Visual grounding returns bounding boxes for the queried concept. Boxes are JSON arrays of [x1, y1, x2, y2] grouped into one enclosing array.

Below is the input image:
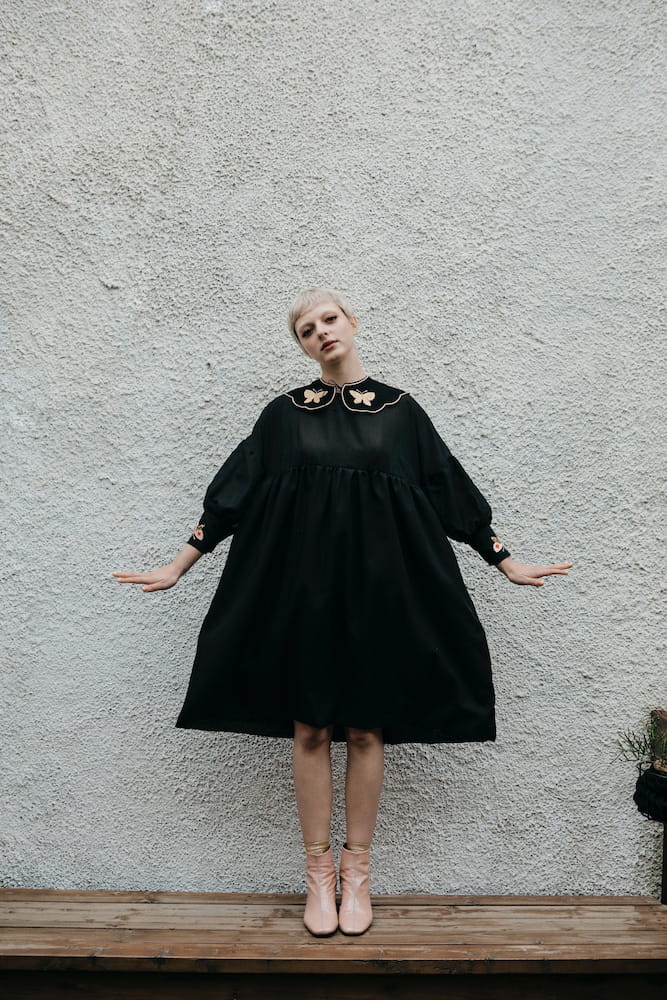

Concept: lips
[[321, 340, 337, 351]]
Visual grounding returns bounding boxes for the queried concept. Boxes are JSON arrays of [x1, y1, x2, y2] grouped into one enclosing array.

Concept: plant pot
[[633, 765, 667, 822]]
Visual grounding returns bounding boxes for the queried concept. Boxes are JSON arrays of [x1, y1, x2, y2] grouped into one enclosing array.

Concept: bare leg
[[292, 720, 335, 849], [294, 720, 338, 936], [344, 727, 384, 848], [337, 727, 383, 935]]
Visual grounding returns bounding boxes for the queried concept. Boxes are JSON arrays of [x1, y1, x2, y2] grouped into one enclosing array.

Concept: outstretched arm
[[114, 415, 266, 593], [495, 556, 574, 587], [409, 397, 574, 585], [112, 542, 203, 593]]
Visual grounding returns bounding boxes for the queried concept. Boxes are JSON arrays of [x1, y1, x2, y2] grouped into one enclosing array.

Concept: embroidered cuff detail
[[187, 514, 223, 554], [469, 526, 512, 566]]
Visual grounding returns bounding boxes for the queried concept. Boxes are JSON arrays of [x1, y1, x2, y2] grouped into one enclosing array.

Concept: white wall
[[2, 0, 663, 895]]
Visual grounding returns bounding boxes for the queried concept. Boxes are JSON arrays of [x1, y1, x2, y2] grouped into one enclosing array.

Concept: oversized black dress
[[175, 374, 511, 745]]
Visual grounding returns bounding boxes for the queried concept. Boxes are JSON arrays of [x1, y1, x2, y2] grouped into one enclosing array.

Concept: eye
[[326, 314, 337, 321]]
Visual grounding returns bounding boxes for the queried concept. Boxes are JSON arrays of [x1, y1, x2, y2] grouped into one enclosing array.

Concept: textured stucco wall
[[1, 0, 664, 896]]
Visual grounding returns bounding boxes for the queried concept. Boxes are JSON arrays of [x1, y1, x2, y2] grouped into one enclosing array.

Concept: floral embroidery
[[192, 522, 205, 541], [349, 389, 376, 406], [303, 388, 328, 404], [491, 535, 505, 553]]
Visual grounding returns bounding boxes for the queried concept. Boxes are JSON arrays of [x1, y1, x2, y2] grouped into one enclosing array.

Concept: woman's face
[[293, 300, 358, 364]]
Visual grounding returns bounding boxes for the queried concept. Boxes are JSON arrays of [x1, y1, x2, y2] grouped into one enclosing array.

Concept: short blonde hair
[[287, 287, 356, 343]]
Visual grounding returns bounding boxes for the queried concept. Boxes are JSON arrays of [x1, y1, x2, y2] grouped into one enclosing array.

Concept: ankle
[[305, 840, 330, 855], [344, 841, 371, 852]]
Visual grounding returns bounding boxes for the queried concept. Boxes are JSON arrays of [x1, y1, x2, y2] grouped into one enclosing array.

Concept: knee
[[293, 720, 334, 751], [345, 726, 383, 750]]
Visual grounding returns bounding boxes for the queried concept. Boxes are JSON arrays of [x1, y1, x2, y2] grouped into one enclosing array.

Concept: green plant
[[616, 710, 667, 772]]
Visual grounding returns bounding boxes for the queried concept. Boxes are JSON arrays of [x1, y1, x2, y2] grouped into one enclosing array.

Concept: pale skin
[[113, 298, 574, 853]]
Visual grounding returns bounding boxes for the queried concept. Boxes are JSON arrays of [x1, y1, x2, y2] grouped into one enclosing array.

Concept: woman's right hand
[[112, 563, 182, 593]]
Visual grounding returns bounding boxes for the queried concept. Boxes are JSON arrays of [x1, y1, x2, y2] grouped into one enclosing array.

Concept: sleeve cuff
[[186, 512, 225, 554], [468, 525, 512, 566], [186, 533, 210, 554]]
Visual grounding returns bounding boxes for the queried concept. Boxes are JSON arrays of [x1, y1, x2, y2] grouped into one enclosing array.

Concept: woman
[[113, 287, 573, 937]]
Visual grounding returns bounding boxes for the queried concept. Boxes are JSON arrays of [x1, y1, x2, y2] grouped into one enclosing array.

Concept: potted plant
[[616, 708, 667, 822]]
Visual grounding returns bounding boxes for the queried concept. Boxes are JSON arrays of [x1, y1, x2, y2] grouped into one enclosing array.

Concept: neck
[[319, 358, 368, 387]]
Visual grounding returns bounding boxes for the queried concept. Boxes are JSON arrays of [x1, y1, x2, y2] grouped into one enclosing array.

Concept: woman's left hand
[[496, 557, 574, 587]]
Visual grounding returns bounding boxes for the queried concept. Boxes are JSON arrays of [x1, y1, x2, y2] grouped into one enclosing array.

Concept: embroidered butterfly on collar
[[284, 375, 409, 413]]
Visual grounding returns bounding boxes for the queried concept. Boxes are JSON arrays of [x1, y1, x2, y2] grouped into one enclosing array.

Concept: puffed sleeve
[[410, 396, 511, 567], [186, 418, 264, 554]]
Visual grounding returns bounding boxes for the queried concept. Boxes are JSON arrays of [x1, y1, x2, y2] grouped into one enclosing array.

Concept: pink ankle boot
[[338, 844, 373, 934], [303, 847, 338, 936]]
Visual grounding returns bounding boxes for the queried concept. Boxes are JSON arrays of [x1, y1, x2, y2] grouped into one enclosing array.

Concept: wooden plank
[[1, 970, 667, 1000], [1, 891, 665, 976], [1, 923, 664, 950], [2, 930, 667, 964], [1, 899, 664, 924], [2, 924, 667, 951], [1, 902, 666, 941], [2, 932, 667, 955], [0, 898, 662, 916], [0, 889, 659, 905]]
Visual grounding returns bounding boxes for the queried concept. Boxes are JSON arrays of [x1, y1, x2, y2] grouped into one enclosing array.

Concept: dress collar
[[284, 374, 409, 413]]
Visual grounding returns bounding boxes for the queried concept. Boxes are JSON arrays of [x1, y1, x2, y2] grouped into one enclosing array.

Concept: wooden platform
[[1, 889, 666, 998]]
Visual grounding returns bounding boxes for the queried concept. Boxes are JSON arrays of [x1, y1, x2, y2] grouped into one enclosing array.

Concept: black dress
[[175, 374, 511, 745]]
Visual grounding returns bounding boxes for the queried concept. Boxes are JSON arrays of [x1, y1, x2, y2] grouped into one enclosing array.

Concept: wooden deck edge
[[2, 956, 667, 975]]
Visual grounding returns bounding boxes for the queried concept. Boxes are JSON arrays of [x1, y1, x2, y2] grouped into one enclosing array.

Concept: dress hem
[[175, 716, 497, 745]]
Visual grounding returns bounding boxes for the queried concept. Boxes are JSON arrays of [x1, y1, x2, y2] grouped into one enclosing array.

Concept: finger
[[532, 564, 573, 574]]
